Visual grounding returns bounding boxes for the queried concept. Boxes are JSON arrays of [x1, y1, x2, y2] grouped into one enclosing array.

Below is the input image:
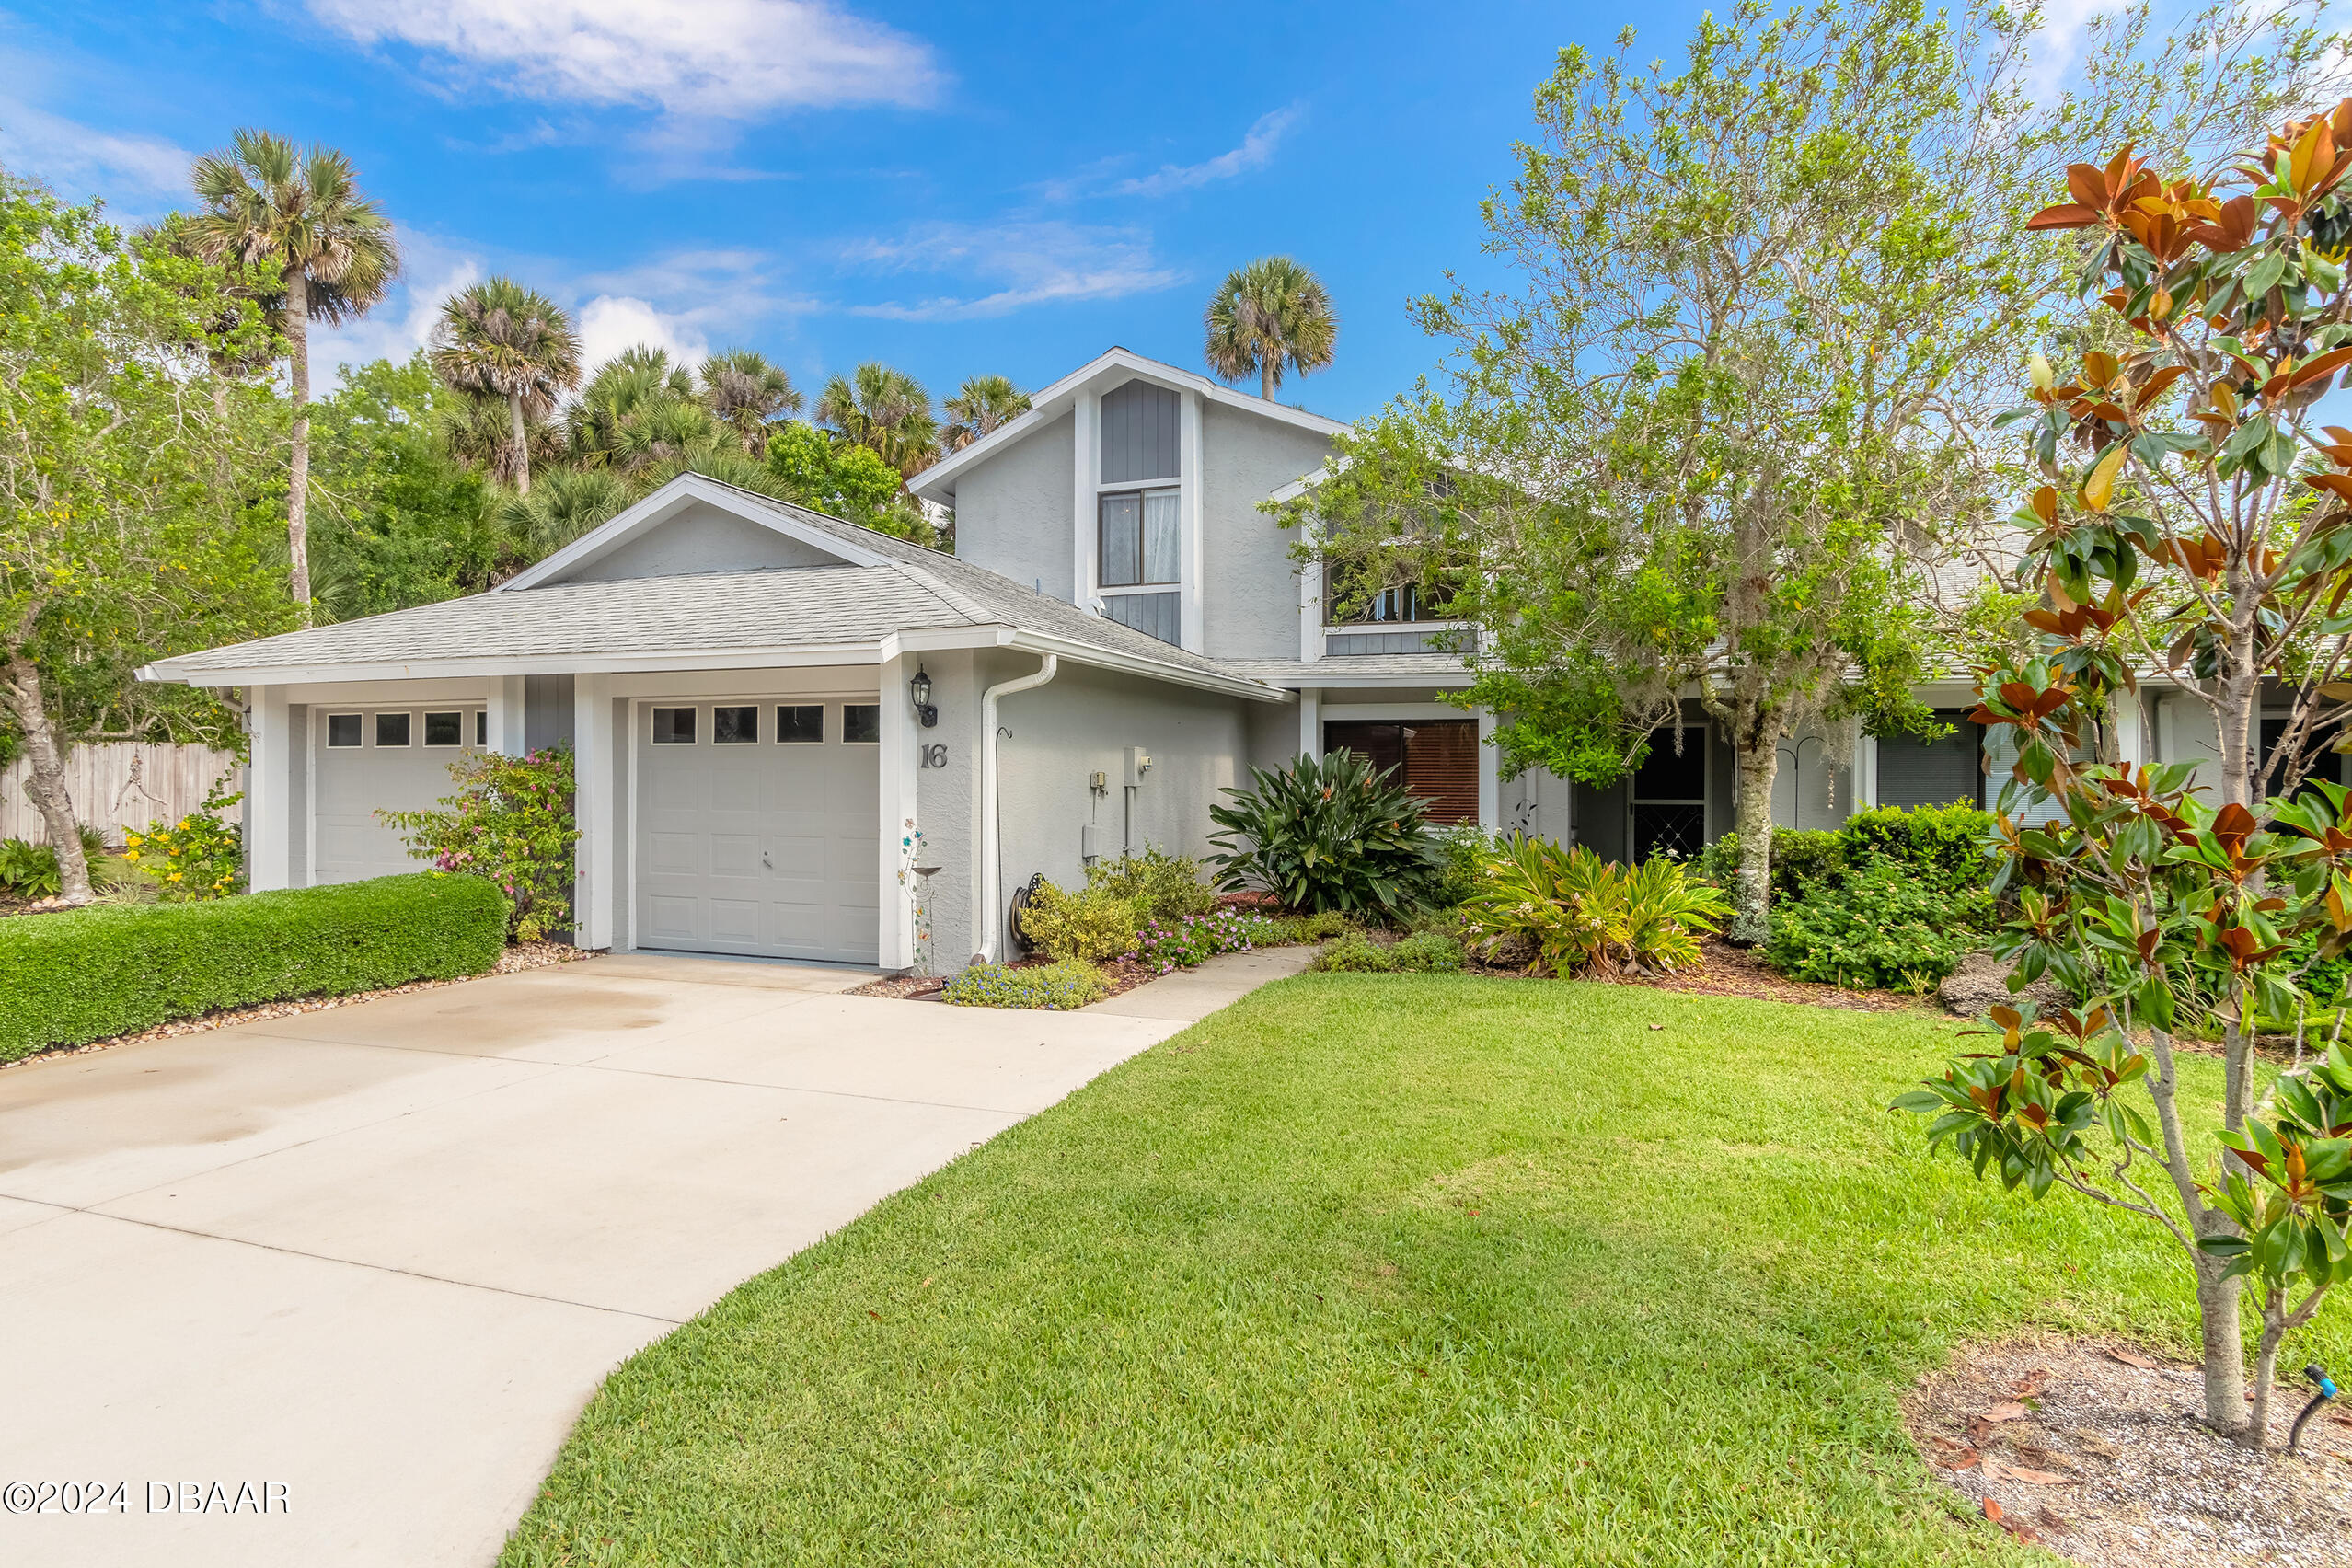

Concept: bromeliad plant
[[1205, 751, 1447, 922], [1901, 98, 2352, 1448], [1459, 837, 1731, 976]]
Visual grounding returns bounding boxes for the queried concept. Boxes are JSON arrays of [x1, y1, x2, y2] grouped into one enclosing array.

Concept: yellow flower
[[125, 834, 142, 847], [167, 872, 182, 882], [178, 818, 190, 830], [121, 848, 139, 861]]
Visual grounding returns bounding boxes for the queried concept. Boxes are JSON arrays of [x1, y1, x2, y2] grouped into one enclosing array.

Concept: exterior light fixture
[[910, 664, 938, 729]]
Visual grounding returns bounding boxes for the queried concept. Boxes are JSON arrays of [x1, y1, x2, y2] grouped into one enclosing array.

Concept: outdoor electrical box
[[1080, 824, 1101, 861], [1089, 770, 1109, 795], [1124, 747, 1152, 787]]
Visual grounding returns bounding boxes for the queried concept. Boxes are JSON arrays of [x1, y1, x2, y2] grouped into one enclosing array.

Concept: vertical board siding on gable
[[1102, 592, 1182, 645], [1100, 382, 1181, 483]]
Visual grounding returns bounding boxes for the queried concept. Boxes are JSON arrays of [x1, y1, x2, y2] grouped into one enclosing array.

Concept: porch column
[[1297, 687, 1320, 764], [486, 674, 527, 755], [246, 684, 292, 892], [878, 651, 920, 972], [2112, 694, 2149, 767], [1852, 723, 1879, 811], [572, 673, 616, 951], [1478, 708, 1500, 831]]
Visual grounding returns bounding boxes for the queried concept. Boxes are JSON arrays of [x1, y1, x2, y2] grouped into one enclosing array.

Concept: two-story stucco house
[[145, 344, 2252, 974]]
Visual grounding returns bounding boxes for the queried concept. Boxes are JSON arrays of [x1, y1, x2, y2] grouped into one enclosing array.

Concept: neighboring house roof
[[911, 346, 1350, 505], [140, 475, 1285, 702]]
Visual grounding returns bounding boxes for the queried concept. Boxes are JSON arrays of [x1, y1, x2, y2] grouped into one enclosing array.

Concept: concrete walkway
[[0, 946, 1310, 1567]]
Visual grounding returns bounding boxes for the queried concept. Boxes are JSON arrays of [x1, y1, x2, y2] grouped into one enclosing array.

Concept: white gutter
[[976, 653, 1058, 964]]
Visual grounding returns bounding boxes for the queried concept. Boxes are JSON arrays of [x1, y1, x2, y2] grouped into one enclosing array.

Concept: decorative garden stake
[[1899, 98, 2352, 1449]]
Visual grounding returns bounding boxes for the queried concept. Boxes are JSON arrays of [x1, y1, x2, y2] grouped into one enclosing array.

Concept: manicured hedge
[[0, 873, 510, 1063]]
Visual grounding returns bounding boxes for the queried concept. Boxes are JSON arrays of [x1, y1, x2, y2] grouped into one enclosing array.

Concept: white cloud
[[308, 233, 484, 386], [844, 221, 1182, 321], [2021, 0, 2127, 100], [0, 96, 194, 210], [305, 0, 941, 116], [1112, 106, 1300, 198], [577, 294, 712, 370]]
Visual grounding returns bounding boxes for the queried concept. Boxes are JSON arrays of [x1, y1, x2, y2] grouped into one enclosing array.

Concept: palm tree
[[940, 375, 1032, 452], [565, 347, 710, 474], [1204, 256, 1337, 400], [189, 128, 399, 617], [429, 278, 581, 496], [817, 362, 938, 478], [698, 350, 802, 456]]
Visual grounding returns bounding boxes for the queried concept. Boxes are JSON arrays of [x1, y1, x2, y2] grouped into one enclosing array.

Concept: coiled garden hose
[[2289, 1364, 2338, 1456]]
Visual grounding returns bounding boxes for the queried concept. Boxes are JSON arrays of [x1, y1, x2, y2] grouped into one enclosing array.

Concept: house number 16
[[918, 744, 949, 769]]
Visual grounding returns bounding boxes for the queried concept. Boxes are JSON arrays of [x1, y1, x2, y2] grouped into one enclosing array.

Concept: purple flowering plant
[[1125, 907, 1286, 975]]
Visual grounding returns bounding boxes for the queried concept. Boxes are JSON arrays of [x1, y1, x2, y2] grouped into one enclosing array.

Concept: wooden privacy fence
[[0, 743, 241, 845]]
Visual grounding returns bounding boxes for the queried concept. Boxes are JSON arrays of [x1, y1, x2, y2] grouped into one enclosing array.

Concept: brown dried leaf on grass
[[2107, 1345, 2158, 1369]]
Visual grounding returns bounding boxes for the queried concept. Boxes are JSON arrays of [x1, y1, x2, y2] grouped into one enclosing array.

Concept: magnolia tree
[[1902, 99, 2352, 1446]]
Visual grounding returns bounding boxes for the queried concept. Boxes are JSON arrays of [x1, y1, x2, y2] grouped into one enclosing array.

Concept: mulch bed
[[1906, 1334, 2352, 1566], [0, 940, 598, 1072], [1615, 937, 1931, 1013]]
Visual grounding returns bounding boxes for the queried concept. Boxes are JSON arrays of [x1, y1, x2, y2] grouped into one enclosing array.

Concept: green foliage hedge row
[[0, 872, 509, 1063], [943, 958, 1109, 1010]]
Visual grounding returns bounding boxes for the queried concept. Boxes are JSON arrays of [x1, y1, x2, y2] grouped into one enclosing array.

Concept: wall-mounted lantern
[[910, 664, 938, 729]]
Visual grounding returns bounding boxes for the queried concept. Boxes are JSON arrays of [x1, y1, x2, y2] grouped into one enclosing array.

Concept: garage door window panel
[[714, 706, 759, 744], [423, 711, 464, 747], [777, 705, 824, 744], [651, 707, 698, 744], [375, 712, 411, 748], [326, 713, 363, 748], [844, 704, 881, 744]]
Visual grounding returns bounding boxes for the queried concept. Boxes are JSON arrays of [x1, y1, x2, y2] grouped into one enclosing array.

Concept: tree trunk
[[2195, 1251, 2252, 1438], [2249, 1297, 2287, 1449], [1730, 734, 1778, 946], [1261, 362, 1274, 400], [508, 389, 532, 497], [1, 647, 92, 906], [282, 262, 313, 621]]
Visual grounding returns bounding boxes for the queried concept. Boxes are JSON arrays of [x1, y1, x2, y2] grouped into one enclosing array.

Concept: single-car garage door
[[635, 700, 881, 963], [314, 705, 486, 884]]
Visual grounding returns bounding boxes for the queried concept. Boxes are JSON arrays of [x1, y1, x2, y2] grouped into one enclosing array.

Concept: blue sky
[[0, 0, 1748, 422]]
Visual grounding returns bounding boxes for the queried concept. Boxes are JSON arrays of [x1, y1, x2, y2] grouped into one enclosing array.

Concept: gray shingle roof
[[144, 479, 1265, 692]]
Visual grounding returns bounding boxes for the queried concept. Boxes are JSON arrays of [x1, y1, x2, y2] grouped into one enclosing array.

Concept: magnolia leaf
[[2080, 444, 2127, 512]]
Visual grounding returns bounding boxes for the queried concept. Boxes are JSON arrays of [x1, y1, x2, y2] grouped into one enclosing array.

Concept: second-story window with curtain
[[1100, 488, 1181, 587]]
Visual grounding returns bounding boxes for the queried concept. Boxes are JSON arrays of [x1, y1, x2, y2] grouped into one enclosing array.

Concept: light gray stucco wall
[[981, 653, 1251, 958], [911, 650, 982, 968], [1243, 694, 1303, 778], [560, 501, 844, 583], [288, 706, 310, 886], [952, 411, 1076, 601], [1200, 402, 1331, 661]]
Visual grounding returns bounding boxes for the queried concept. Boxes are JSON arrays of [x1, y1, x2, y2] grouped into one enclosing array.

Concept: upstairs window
[[1100, 489, 1181, 587], [1324, 560, 1460, 625]]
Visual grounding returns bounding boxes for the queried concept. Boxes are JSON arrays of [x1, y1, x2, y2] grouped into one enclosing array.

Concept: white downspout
[[977, 653, 1058, 963]]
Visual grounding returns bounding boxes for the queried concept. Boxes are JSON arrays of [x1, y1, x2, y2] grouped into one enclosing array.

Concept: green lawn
[[500, 976, 2344, 1566]]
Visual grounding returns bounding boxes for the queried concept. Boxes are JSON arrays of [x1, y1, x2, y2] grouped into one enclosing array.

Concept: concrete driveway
[[0, 948, 1308, 1567]]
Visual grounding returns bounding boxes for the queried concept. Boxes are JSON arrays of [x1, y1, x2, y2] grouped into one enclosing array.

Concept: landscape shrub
[[122, 780, 245, 900], [1762, 855, 1995, 992], [1696, 827, 1843, 900], [1459, 837, 1731, 976], [378, 745, 577, 940], [1434, 822, 1506, 907], [0, 825, 110, 899], [1017, 881, 1140, 963], [1311, 930, 1467, 974], [1206, 750, 1445, 922], [1084, 847, 1218, 921], [941, 958, 1108, 1010], [1127, 907, 1288, 974], [0, 872, 508, 1062], [1286, 909, 1356, 942]]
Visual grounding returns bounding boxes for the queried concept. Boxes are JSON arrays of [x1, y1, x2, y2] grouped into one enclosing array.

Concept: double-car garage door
[[635, 699, 881, 964]]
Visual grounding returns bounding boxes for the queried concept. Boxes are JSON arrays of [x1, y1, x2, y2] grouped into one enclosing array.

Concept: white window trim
[[841, 705, 883, 745], [649, 705, 699, 745], [774, 703, 828, 744], [324, 711, 363, 748], [421, 709, 467, 748], [374, 711, 414, 748]]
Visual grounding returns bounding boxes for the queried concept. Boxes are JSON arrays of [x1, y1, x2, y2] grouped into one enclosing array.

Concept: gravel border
[[1906, 1334, 2352, 1565]]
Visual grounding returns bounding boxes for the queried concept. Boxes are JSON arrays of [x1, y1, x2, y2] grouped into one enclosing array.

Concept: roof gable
[[499, 474, 890, 592], [911, 347, 1349, 503]]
